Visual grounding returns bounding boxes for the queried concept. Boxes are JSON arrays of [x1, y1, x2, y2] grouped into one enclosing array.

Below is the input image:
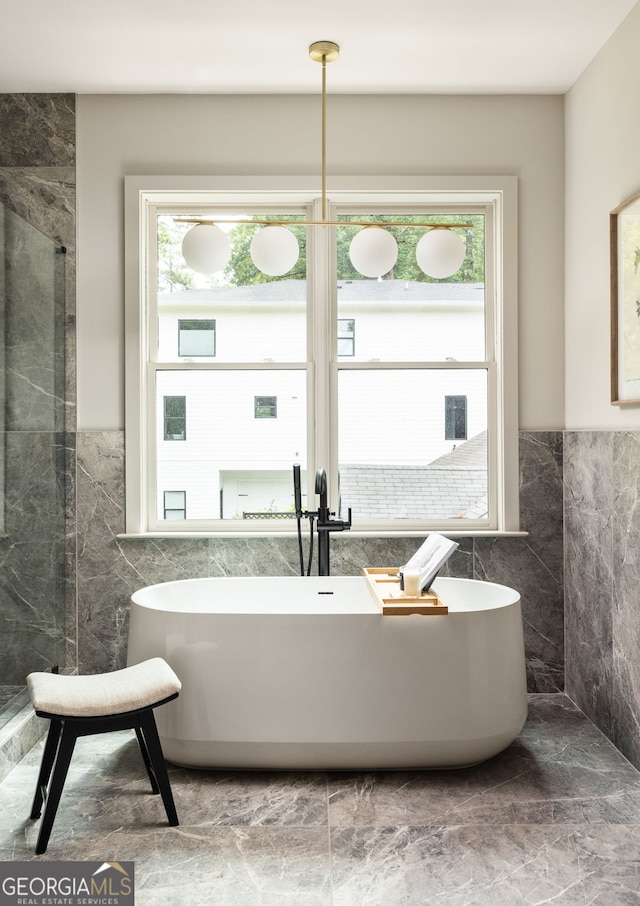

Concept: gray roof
[[429, 430, 488, 469], [160, 279, 484, 305], [339, 431, 488, 521]]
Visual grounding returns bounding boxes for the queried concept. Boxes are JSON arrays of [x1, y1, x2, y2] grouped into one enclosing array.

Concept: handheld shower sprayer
[[293, 463, 303, 519]]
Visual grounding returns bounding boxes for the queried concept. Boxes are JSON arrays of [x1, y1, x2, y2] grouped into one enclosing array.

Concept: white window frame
[[124, 175, 519, 536]]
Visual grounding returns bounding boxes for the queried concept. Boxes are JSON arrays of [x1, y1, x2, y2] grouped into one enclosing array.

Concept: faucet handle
[[334, 508, 352, 532]]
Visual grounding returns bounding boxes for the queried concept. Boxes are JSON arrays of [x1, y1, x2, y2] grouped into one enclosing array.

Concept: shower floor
[[1, 693, 639, 904]]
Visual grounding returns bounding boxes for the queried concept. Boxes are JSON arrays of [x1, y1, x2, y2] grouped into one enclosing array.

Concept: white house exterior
[[155, 279, 487, 522]]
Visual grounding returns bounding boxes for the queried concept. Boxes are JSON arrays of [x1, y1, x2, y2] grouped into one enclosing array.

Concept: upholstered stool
[[27, 657, 181, 854]]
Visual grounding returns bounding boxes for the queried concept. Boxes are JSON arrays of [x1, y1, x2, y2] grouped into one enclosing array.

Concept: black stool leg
[[135, 725, 159, 793], [35, 721, 79, 855], [30, 719, 62, 819], [137, 710, 179, 826]]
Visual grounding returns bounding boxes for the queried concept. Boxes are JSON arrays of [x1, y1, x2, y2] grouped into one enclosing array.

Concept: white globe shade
[[349, 227, 398, 278], [250, 226, 299, 276], [181, 223, 231, 274], [416, 228, 466, 279]]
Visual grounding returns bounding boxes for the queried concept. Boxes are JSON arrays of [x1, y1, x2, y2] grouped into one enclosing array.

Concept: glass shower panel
[[0, 202, 66, 728]]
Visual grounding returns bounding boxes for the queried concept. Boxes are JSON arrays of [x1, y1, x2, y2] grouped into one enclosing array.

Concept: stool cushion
[[27, 658, 181, 718]]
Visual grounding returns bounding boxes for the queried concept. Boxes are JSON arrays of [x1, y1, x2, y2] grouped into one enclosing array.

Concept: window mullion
[[309, 197, 336, 497], [147, 364, 158, 531]]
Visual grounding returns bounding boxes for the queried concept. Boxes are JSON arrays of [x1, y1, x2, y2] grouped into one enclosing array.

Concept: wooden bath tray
[[363, 568, 448, 615]]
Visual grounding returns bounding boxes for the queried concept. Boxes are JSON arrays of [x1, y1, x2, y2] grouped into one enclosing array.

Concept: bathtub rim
[[130, 574, 521, 616]]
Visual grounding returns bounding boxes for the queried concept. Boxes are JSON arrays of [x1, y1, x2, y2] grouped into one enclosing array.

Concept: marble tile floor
[[1, 694, 640, 905]]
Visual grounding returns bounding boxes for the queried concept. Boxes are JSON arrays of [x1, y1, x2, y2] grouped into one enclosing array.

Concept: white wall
[[77, 93, 564, 431], [565, 1, 640, 428]]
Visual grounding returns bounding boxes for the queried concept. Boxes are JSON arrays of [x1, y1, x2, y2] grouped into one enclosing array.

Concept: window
[[163, 396, 186, 440], [255, 396, 277, 418], [125, 177, 518, 534], [445, 395, 467, 441], [178, 319, 216, 357], [338, 319, 355, 356], [163, 490, 186, 520]]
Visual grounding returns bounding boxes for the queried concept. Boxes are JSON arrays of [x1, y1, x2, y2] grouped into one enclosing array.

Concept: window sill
[[117, 529, 528, 540]]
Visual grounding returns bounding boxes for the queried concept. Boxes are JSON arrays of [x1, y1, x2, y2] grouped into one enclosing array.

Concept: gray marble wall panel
[[0, 95, 75, 168], [77, 430, 564, 692], [0, 96, 76, 698], [0, 166, 76, 431], [0, 431, 67, 681], [64, 431, 77, 673], [564, 429, 640, 771], [3, 209, 65, 431], [76, 432, 209, 674], [475, 432, 564, 692], [564, 432, 614, 735], [611, 432, 640, 765], [0, 95, 75, 436], [329, 534, 474, 581]]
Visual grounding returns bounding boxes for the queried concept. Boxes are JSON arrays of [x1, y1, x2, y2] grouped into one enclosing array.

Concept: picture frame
[[611, 190, 640, 405]]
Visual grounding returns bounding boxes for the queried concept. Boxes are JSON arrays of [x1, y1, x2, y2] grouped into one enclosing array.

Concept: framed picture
[[611, 190, 640, 405]]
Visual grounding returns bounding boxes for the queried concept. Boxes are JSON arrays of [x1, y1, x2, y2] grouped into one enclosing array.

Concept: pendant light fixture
[[416, 227, 467, 279], [249, 224, 300, 276], [348, 227, 398, 279], [181, 222, 231, 275], [179, 42, 469, 280]]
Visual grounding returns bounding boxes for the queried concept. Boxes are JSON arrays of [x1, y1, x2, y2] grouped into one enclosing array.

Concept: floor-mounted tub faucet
[[292, 465, 352, 576]]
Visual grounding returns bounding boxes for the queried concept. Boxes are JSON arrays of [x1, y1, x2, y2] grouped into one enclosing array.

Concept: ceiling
[[1, 0, 638, 95]]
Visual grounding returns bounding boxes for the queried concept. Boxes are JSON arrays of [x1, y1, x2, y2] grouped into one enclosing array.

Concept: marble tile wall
[[475, 431, 564, 692], [565, 430, 640, 770], [0, 95, 76, 684], [76, 429, 565, 692]]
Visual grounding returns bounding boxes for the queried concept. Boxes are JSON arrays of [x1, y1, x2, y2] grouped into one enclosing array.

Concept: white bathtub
[[127, 575, 528, 770]]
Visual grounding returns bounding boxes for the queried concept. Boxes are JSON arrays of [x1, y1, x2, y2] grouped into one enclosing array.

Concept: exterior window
[[163, 490, 186, 519], [125, 178, 518, 533], [255, 396, 277, 418], [338, 319, 355, 356], [445, 395, 467, 441], [178, 319, 216, 357], [164, 396, 186, 440]]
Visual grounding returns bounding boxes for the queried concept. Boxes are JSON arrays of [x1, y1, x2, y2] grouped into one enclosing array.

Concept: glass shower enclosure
[[0, 201, 67, 729]]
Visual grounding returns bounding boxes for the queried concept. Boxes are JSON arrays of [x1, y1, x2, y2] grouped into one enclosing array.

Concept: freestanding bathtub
[[127, 575, 527, 770]]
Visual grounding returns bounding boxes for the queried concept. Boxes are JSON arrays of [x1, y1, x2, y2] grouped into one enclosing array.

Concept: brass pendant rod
[[321, 50, 327, 223], [309, 41, 340, 224], [174, 218, 474, 230]]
